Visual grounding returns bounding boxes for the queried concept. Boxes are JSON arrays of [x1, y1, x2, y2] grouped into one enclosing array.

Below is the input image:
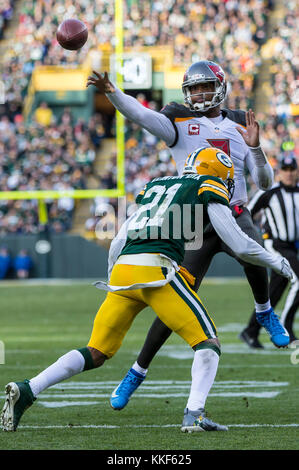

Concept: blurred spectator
[[34, 102, 53, 127], [0, 246, 11, 279], [13, 249, 33, 279], [136, 93, 150, 108], [0, 0, 14, 39]]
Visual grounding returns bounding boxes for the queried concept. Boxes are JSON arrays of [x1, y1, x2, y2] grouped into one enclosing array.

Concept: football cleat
[[256, 308, 290, 348], [110, 368, 145, 410], [1, 380, 36, 432], [181, 408, 228, 432], [239, 329, 264, 349]]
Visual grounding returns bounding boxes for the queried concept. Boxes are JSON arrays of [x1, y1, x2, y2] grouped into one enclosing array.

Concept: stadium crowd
[[2, 0, 271, 113], [254, 1, 299, 176], [0, 0, 298, 239], [0, 107, 104, 234]]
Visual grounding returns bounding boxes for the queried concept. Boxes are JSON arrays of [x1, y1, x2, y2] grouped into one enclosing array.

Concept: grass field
[[0, 279, 298, 451]]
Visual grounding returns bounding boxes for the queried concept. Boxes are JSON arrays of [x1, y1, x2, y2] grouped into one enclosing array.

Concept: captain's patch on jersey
[[188, 123, 200, 135]]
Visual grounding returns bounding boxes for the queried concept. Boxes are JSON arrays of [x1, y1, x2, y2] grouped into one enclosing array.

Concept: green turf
[[0, 280, 298, 450]]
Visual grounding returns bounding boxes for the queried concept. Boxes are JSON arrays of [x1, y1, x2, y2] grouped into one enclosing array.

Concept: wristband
[[248, 145, 267, 167]]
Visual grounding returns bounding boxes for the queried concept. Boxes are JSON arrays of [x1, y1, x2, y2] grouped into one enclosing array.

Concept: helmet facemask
[[183, 78, 226, 112], [223, 177, 235, 201]]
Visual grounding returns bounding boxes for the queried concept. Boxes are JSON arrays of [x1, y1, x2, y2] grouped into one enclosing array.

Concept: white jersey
[[160, 102, 254, 206]]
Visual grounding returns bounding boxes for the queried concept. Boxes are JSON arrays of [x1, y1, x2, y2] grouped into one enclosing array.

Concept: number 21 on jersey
[[128, 183, 182, 231]]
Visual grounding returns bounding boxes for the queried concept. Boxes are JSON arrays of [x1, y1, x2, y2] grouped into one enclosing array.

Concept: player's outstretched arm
[[86, 71, 176, 145], [207, 202, 292, 280]]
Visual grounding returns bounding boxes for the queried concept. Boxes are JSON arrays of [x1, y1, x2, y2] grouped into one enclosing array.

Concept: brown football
[[56, 19, 88, 50]]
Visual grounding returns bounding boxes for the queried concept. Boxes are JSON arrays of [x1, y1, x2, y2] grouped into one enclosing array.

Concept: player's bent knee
[[86, 346, 107, 368], [193, 338, 221, 356]]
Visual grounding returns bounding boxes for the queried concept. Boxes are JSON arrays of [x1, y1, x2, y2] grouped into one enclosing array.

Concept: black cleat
[[239, 329, 264, 349]]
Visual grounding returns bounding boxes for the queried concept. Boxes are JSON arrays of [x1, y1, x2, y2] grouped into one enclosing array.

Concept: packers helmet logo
[[216, 151, 232, 168]]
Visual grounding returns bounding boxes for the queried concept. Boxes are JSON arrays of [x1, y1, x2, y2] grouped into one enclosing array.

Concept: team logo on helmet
[[216, 151, 232, 168], [208, 64, 225, 83]]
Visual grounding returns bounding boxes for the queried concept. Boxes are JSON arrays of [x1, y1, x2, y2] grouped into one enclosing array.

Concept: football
[[56, 19, 88, 50]]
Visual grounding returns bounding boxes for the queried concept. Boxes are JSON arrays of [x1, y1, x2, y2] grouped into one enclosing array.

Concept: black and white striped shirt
[[248, 182, 299, 242]]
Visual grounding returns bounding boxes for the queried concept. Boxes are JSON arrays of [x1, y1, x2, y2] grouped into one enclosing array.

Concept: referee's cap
[[280, 155, 297, 170]]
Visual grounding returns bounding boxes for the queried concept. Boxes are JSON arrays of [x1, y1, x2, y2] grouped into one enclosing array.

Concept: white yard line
[[18, 423, 299, 429], [48, 380, 289, 388]]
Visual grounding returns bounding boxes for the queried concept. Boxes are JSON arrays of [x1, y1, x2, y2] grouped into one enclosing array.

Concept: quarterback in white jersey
[[87, 60, 273, 210], [86, 61, 284, 410]]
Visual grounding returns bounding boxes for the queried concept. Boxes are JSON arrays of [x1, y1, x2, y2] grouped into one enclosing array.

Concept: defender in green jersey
[[121, 173, 230, 266]]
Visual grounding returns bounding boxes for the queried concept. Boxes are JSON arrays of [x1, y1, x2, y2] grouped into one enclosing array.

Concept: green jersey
[[120, 174, 230, 265]]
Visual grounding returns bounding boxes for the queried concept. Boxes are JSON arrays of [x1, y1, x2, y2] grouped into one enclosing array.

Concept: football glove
[[280, 257, 293, 281]]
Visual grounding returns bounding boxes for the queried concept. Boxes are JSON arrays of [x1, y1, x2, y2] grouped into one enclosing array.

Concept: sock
[[186, 347, 220, 411], [29, 349, 85, 397], [255, 300, 271, 313], [132, 361, 148, 377]]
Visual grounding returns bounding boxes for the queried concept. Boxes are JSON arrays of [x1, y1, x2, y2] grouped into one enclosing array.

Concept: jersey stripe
[[200, 183, 228, 196], [169, 275, 216, 339], [175, 272, 217, 336], [174, 117, 194, 122], [198, 182, 229, 197], [204, 179, 228, 192], [269, 193, 287, 240], [198, 186, 229, 203]]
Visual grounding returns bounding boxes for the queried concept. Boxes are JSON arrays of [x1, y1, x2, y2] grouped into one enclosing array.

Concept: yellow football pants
[[88, 264, 217, 358]]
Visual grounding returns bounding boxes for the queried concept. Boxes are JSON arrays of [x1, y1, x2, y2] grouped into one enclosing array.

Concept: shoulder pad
[[200, 175, 227, 188], [222, 108, 246, 127], [198, 176, 229, 205], [160, 102, 199, 121]]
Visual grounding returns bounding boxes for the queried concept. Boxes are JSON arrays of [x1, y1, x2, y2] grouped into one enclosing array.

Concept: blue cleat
[[256, 308, 290, 348], [110, 368, 145, 410]]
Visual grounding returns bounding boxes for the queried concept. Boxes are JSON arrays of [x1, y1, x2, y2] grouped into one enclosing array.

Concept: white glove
[[279, 257, 293, 281]]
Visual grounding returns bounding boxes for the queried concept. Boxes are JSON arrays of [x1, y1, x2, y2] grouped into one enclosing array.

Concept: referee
[[240, 155, 299, 347]]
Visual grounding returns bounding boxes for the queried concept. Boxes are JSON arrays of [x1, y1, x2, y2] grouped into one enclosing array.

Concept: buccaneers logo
[[207, 139, 230, 156], [208, 64, 225, 83]]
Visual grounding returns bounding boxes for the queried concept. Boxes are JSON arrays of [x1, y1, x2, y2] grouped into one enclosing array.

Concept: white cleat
[[181, 408, 228, 432]]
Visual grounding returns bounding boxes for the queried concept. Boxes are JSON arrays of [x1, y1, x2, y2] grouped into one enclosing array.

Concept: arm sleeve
[[107, 213, 136, 278], [106, 87, 176, 146], [207, 202, 285, 274], [245, 146, 274, 191]]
